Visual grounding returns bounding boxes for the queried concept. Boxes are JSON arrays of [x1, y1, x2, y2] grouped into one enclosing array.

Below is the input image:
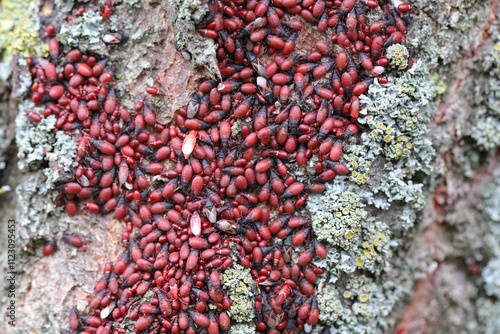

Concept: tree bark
[[1, 0, 500, 333]]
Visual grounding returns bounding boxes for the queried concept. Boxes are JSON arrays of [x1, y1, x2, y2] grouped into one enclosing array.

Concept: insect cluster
[[26, 0, 413, 333]]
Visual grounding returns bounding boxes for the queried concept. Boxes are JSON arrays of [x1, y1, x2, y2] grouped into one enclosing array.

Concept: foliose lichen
[[0, 0, 48, 59], [308, 181, 367, 252], [341, 142, 373, 186], [467, 41, 500, 151], [43, 131, 77, 188], [171, 0, 209, 23], [386, 44, 410, 70], [359, 61, 436, 174], [343, 277, 378, 317], [222, 263, 257, 323], [58, 10, 103, 48], [357, 61, 437, 229], [316, 284, 343, 325], [308, 59, 439, 332], [476, 175, 500, 333], [313, 274, 405, 334], [229, 322, 257, 334], [337, 275, 404, 333], [15, 101, 76, 188], [15, 101, 57, 169], [314, 247, 355, 284], [355, 220, 394, 274]]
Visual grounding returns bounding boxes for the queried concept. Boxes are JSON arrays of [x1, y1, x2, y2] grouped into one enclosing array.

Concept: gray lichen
[[386, 44, 410, 70], [171, 0, 209, 23], [307, 59, 440, 332], [316, 284, 343, 325], [15, 101, 56, 170], [43, 131, 77, 188], [476, 174, 500, 333], [229, 322, 257, 334], [7, 0, 496, 332], [359, 61, 436, 174], [170, 0, 220, 78], [408, 0, 491, 78], [468, 41, 500, 150], [15, 101, 76, 189], [222, 263, 257, 323], [58, 10, 103, 48], [341, 142, 373, 186], [358, 61, 437, 229], [308, 181, 367, 252], [355, 220, 394, 274], [315, 274, 405, 334], [16, 173, 59, 243]]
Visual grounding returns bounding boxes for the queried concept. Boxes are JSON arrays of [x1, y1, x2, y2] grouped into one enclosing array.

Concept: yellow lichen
[[0, 0, 48, 60]]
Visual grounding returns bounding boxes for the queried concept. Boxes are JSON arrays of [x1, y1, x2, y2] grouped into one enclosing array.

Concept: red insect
[[76, 136, 90, 161], [26, 0, 416, 331], [100, 0, 114, 19]]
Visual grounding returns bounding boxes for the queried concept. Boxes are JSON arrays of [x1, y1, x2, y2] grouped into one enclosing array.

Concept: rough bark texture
[[1, 0, 500, 333]]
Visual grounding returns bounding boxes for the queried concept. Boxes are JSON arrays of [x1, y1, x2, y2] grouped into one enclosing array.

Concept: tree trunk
[[1, 0, 500, 333]]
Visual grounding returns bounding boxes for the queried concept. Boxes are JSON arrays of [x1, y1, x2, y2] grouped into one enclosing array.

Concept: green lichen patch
[[314, 274, 405, 334], [359, 61, 436, 175], [356, 61, 437, 229], [369, 169, 426, 229], [0, 0, 48, 59], [343, 277, 378, 317]]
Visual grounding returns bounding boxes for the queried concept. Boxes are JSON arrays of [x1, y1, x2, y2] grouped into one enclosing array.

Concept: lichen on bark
[[2, 0, 500, 333]]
